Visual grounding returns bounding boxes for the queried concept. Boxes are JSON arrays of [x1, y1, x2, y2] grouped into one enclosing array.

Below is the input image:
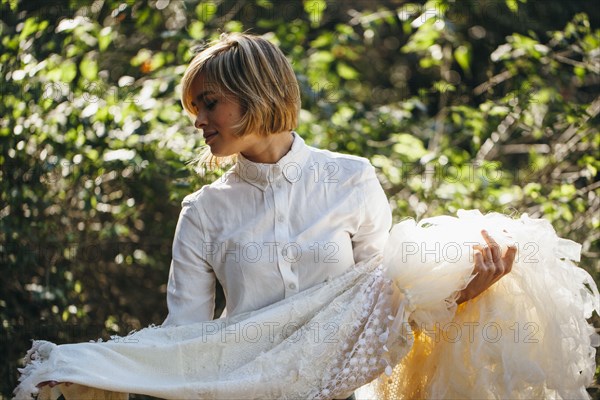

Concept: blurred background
[[1, 0, 599, 397]]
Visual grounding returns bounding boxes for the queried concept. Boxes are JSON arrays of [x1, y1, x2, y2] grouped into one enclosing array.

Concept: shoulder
[[305, 145, 376, 183], [181, 170, 238, 209], [308, 145, 371, 167]]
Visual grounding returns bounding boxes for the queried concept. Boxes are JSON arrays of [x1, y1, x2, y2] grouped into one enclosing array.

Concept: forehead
[[189, 72, 244, 106], [190, 73, 222, 97]]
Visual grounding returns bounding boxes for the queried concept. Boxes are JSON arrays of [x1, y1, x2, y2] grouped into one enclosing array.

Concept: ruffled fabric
[[13, 256, 413, 400], [13, 210, 599, 399], [360, 210, 599, 399]]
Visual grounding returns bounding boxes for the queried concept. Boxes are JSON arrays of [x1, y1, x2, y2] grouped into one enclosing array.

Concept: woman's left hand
[[457, 229, 517, 304]]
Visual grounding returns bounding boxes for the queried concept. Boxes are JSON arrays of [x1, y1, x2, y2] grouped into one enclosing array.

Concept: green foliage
[[1, 0, 598, 396]]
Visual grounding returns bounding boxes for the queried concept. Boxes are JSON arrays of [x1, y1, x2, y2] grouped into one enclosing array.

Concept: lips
[[203, 131, 218, 143]]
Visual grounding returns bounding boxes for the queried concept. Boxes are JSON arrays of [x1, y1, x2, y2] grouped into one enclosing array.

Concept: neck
[[241, 131, 294, 164]]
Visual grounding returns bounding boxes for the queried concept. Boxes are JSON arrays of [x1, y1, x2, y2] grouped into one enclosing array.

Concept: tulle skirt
[[361, 210, 599, 399]]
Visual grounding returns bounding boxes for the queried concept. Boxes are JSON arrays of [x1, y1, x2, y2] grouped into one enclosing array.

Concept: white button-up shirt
[[163, 132, 391, 326]]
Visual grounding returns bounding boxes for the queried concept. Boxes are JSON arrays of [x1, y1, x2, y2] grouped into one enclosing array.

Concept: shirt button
[[288, 283, 296, 290], [276, 182, 282, 188], [278, 215, 284, 222]]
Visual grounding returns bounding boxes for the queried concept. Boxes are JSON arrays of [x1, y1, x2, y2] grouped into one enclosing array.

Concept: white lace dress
[[14, 211, 599, 400]]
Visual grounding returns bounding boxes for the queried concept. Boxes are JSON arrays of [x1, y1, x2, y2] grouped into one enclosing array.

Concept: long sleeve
[[351, 165, 392, 263], [162, 199, 216, 326]]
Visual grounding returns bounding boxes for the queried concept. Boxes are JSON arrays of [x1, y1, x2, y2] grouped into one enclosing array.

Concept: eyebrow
[[192, 91, 215, 105]]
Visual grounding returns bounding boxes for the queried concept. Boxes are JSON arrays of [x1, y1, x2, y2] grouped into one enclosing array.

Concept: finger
[[482, 244, 493, 264], [481, 230, 501, 262], [502, 244, 517, 273], [472, 243, 491, 264], [473, 249, 488, 275], [471, 247, 481, 264]]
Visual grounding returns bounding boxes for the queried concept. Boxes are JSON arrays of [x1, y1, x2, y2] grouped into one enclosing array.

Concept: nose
[[194, 109, 208, 130]]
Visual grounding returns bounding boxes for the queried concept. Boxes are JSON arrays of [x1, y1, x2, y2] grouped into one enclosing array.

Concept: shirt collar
[[235, 131, 310, 191]]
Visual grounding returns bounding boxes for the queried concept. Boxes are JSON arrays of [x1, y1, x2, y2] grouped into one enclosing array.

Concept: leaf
[[60, 61, 77, 83], [505, 0, 519, 13], [188, 21, 205, 40], [79, 55, 98, 81], [311, 32, 334, 48], [150, 52, 166, 70], [98, 27, 112, 51], [391, 133, 427, 161], [454, 45, 471, 75], [19, 17, 39, 40], [310, 50, 334, 64], [336, 63, 359, 80], [304, 0, 326, 26], [224, 21, 243, 33], [196, 2, 218, 22]]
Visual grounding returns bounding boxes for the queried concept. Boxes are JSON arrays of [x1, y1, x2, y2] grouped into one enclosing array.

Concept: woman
[[159, 34, 598, 400], [163, 32, 514, 326]]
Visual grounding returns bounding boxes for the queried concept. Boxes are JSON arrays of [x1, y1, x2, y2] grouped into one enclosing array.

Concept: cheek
[[229, 110, 243, 125]]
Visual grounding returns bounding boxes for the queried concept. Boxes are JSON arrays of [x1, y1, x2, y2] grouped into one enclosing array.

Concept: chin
[[210, 149, 233, 157]]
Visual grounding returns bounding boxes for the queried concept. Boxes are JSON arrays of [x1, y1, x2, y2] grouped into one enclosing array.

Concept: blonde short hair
[[181, 33, 301, 169]]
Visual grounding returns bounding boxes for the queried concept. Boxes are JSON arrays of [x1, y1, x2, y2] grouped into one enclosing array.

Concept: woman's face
[[189, 73, 261, 157]]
